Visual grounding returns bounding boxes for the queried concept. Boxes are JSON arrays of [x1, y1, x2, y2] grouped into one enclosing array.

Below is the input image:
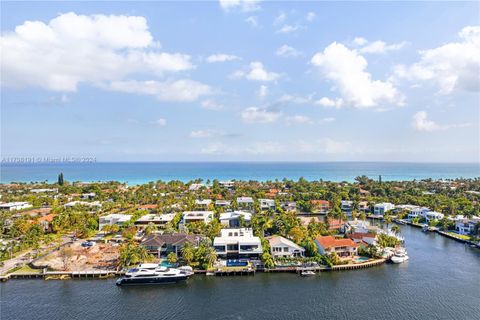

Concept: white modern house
[[0, 202, 32, 211], [64, 201, 102, 209], [99, 214, 132, 230], [30, 188, 58, 194], [373, 203, 395, 216], [267, 235, 305, 258], [407, 207, 430, 220], [219, 211, 252, 227], [259, 199, 275, 211], [195, 199, 212, 210], [219, 181, 235, 189], [455, 217, 479, 235], [424, 211, 444, 222], [81, 192, 96, 200], [180, 211, 214, 230], [189, 183, 204, 191], [215, 200, 231, 209], [346, 219, 380, 234], [341, 200, 354, 215], [134, 213, 176, 228], [280, 201, 297, 212], [237, 197, 254, 212], [213, 228, 262, 258]]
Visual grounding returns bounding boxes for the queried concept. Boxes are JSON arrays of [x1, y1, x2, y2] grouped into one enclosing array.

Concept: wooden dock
[[1, 269, 122, 281], [331, 259, 386, 271]]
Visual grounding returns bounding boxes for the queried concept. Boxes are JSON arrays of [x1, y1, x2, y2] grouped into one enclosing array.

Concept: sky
[[1, 1, 479, 162]]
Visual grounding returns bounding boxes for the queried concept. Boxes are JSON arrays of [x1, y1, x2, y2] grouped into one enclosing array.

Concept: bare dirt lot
[[34, 241, 120, 271]]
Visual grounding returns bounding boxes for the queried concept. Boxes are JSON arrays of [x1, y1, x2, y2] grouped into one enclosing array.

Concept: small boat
[[300, 270, 316, 277], [390, 247, 409, 264], [116, 263, 192, 286]]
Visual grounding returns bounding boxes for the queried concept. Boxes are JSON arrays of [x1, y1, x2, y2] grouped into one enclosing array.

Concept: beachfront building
[[99, 214, 132, 231], [134, 213, 176, 229], [373, 203, 395, 216], [219, 211, 252, 228], [195, 199, 212, 210], [267, 235, 305, 258], [237, 197, 254, 212], [311, 200, 330, 214], [179, 211, 214, 230], [141, 233, 202, 257], [315, 236, 358, 259], [341, 201, 354, 216], [0, 202, 32, 211], [259, 199, 275, 211], [215, 200, 231, 209], [213, 228, 262, 259]]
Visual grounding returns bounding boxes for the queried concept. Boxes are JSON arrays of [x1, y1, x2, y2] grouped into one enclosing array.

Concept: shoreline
[[0, 259, 387, 282]]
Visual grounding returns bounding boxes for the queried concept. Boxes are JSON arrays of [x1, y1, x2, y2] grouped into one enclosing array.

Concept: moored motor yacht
[[116, 263, 193, 286], [390, 247, 409, 264]]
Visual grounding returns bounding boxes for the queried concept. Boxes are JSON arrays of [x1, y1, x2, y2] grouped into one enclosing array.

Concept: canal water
[[1, 225, 479, 320]]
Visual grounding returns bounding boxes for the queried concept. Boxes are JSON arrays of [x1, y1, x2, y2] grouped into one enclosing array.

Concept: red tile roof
[[139, 204, 157, 210], [348, 233, 376, 240], [315, 236, 358, 249], [37, 214, 56, 223]]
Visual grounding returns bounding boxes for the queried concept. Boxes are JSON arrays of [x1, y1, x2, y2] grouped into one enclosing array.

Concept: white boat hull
[[391, 256, 409, 264]]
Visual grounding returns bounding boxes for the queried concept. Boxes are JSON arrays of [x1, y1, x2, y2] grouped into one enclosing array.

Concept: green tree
[[58, 173, 64, 186], [167, 252, 178, 264]]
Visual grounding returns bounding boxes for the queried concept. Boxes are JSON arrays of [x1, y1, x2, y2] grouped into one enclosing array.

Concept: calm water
[[1, 225, 479, 320], [1, 162, 479, 184]]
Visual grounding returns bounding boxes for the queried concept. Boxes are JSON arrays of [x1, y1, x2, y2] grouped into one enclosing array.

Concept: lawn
[[447, 232, 471, 241]]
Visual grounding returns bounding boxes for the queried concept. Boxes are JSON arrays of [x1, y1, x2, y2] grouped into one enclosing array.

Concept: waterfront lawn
[[9, 264, 43, 274], [446, 232, 471, 241]]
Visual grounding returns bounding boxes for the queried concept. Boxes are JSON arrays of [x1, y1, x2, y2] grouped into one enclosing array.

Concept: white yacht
[[390, 247, 409, 264], [116, 263, 193, 286]]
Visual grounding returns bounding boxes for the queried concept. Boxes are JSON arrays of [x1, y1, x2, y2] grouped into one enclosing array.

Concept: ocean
[[1, 162, 479, 184]]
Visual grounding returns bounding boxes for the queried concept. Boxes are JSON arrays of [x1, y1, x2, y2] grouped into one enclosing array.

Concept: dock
[[331, 259, 386, 271], [1, 269, 122, 281]]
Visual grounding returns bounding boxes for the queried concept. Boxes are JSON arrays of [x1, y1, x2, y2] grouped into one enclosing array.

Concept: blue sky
[[1, 1, 479, 162]]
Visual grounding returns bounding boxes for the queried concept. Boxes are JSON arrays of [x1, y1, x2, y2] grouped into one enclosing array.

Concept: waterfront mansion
[[213, 228, 263, 259]]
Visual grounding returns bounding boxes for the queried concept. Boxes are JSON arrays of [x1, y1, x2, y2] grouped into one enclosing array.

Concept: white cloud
[[411, 111, 470, 132], [201, 141, 284, 155], [277, 25, 300, 34], [190, 129, 217, 138], [394, 26, 480, 94], [311, 42, 404, 108], [315, 97, 344, 108], [276, 44, 302, 57], [305, 12, 316, 22], [1, 12, 194, 92], [233, 61, 280, 82], [258, 85, 268, 98], [278, 94, 312, 104], [359, 40, 407, 54], [286, 115, 313, 125], [154, 118, 167, 126], [245, 16, 259, 27], [206, 54, 240, 63], [109, 79, 212, 102], [273, 12, 286, 26], [201, 99, 223, 110], [353, 37, 368, 46], [320, 117, 336, 123], [241, 107, 281, 123], [219, 0, 261, 12]]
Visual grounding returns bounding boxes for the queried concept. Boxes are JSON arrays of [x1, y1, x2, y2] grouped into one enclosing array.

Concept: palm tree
[[391, 225, 401, 235], [205, 248, 217, 268], [182, 242, 195, 265]]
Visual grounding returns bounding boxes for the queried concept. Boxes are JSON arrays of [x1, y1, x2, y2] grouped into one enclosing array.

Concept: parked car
[[81, 241, 96, 248]]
